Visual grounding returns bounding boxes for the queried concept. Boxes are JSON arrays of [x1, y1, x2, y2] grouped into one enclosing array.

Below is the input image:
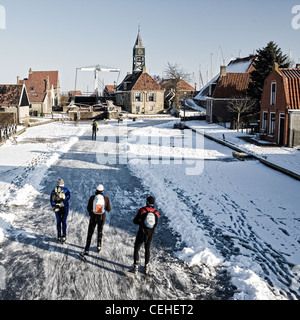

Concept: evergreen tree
[[248, 41, 289, 108]]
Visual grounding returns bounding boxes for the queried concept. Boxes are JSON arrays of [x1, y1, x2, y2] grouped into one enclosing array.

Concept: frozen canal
[[0, 119, 299, 300]]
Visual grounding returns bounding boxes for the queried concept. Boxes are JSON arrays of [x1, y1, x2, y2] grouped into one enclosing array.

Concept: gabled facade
[[115, 71, 164, 114], [0, 84, 30, 123], [260, 63, 300, 147], [18, 69, 60, 115]]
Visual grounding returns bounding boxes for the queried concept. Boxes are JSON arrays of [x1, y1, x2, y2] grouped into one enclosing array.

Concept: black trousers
[[92, 129, 97, 140], [85, 214, 105, 251], [134, 228, 154, 266]]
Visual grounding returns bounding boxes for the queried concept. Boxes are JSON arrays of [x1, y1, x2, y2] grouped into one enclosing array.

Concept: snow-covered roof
[[194, 55, 256, 101]]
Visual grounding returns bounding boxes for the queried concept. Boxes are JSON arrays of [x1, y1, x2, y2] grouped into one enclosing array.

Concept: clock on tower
[[132, 29, 146, 73]]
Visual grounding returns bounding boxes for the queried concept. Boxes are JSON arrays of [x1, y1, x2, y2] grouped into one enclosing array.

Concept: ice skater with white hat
[[80, 184, 111, 259]]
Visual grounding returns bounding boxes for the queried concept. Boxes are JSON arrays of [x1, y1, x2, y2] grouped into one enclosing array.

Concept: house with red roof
[[0, 84, 30, 124], [18, 69, 60, 116], [260, 63, 300, 147], [115, 70, 164, 114], [194, 56, 256, 125], [103, 85, 116, 98], [161, 78, 195, 109]]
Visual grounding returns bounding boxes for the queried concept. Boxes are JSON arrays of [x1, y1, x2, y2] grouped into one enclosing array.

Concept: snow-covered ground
[[124, 120, 300, 300], [186, 120, 300, 177], [0, 122, 87, 242], [0, 119, 299, 300]]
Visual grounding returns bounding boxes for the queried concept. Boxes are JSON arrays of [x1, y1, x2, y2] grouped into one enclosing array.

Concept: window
[[30, 86, 34, 92], [136, 106, 140, 113], [135, 93, 142, 102], [149, 106, 154, 112], [262, 112, 268, 131], [270, 82, 276, 106], [269, 112, 276, 135], [148, 93, 156, 102]]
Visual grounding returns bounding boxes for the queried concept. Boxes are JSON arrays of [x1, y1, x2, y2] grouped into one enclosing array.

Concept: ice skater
[[129, 196, 160, 275], [50, 179, 71, 243], [80, 184, 111, 258], [91, 119, 98, 140]]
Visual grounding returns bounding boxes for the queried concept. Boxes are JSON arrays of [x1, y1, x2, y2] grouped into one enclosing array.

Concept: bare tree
[[163, 62, 191, 109], [227, 96, 256, 131]]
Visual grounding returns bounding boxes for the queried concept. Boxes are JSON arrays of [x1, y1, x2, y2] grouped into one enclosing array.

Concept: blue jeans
[[55, 208, 68, 236]]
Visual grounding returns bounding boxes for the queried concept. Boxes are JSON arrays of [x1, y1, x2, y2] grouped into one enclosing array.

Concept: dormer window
[[270, 82, 276, 106]]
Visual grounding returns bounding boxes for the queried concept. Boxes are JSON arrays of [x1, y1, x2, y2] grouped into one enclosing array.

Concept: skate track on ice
[[0, 121, 232, 300]]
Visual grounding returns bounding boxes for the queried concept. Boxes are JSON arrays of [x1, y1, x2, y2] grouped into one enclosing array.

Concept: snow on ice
[[0, 119, 299, 300]]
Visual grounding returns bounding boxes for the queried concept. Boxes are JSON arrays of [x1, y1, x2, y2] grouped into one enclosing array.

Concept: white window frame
[[270, 82, 276, 106], [135, 93, 142, 102], [262, 111, 268, 131], [278, 113, 285, 144], [269, 112, 276, 136], [148, 93, 156, 102]]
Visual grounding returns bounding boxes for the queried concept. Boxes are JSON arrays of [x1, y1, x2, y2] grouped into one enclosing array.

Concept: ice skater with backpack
[[50, 179, 71, 244], [80, 184, 111, 259], [129, 196, 160, 275]]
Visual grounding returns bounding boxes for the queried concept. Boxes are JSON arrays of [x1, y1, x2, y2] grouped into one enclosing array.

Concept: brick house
[[0, 84, 30, 124], [260, 63, 300, 147], [18, 69, 60, 116]]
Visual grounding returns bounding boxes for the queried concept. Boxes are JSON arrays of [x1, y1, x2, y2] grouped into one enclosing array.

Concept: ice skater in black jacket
[[130, 196, 159, 274], [81, 184, 111, 257]]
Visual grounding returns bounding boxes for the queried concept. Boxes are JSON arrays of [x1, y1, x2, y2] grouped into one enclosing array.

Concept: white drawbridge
[[75, 65, 121, 96]]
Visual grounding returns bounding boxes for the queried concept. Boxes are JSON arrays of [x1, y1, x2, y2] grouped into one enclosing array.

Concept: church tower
[[132, 26, 146, 73]]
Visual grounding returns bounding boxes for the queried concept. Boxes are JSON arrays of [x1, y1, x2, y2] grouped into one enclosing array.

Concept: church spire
[[133, 24, 146, 73]]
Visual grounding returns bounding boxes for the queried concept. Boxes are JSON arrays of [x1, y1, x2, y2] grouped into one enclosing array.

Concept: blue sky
[[0, 0, 299, 92]]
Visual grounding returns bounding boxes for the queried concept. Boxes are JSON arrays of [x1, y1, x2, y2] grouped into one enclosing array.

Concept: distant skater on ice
[[50, 179, 71, 244], [91, 119, 99, 140]]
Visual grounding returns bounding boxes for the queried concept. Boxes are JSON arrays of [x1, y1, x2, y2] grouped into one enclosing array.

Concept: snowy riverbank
[[0, 119, 299, 300]]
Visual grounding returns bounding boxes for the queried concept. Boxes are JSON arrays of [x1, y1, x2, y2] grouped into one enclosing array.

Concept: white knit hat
[[57, 179, 65, 187], [97, 184, 104, 192]]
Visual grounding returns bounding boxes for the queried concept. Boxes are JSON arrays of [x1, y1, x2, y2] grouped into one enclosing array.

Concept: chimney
[[17, 76, 20, 84], [45, 75, 50, 91], [220, 66, 226, 77], [29, 68, 33, 75], [273, 62, 279, 72]]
